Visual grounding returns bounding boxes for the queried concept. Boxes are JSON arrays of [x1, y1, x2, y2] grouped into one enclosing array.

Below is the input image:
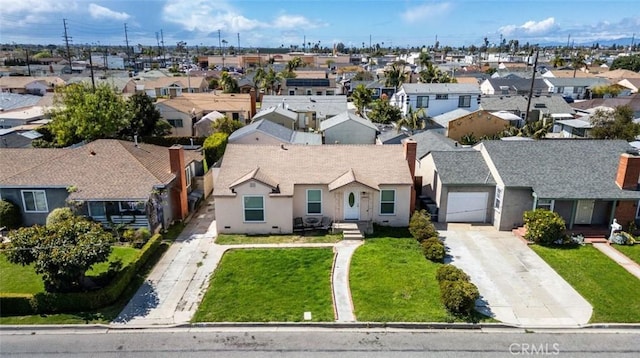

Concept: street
[[1, 327, 639, 357]]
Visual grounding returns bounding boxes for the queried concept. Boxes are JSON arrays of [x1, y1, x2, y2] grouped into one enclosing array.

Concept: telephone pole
[[524, 48, 540, 123], [87, 47, 95, 91], [218, 29, 222, 55], [62, 19, 73, 72], [124, 23, 131, 69], [237, 33, 240, 54], [160, 29, 166, 66]]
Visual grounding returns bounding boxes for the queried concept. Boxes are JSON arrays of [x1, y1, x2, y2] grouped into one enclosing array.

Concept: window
[[416, 96, 429, 108], [232, 112, 240, 120], [435, 94, 448, 100], [119, 201, 146, 212], [21, 190, 48, 212], [167, 119, 183, 128], [306, 89, 312, 95], [494, 187, 503, 210], [316, 91, 323, 95], [556, 87, 564, 94], [536, 198, 554, 211], [289, 90, 295, 95], [88, 202, 106, 217], [185, 166, 192, 191], [243, 196, 264, 222], [458, 95, 471, 108], [380, 190, 395, 215], [306, 189, 322, 215], [326, 90, 334, 95]]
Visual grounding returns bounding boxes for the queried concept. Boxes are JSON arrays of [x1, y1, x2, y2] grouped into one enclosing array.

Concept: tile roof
[[0, 139, 202, 201], [431, 151, 495, 185], [320, 111, 378, 131], [214, 144, 413, 196], [481, 139, 640, 200]]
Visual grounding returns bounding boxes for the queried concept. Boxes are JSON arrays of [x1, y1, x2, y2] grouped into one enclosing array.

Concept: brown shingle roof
[[0, 139, 202, 200], [215, 144, 413, 196]]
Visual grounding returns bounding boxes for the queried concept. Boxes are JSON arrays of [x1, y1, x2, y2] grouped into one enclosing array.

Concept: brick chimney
[[169, 145, 189, 221], [249, 88, 257, 118], [615, 152, 640, 190], [402, 138, 418, 214]]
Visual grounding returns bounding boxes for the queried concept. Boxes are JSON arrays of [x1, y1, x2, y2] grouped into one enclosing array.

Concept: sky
[[1, 0, 639, 50]]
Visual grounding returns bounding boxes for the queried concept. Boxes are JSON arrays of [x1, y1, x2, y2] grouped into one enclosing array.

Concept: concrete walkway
[[440, 224, 592, 327], [332, 240, 364, 322], [592, 243, 640, 280]]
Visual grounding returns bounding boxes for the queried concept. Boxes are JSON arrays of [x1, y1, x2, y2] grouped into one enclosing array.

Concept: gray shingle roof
[[431, 109, 471, 128], [485, 78, 549, 91], [545, 77, 610, 87], [481, 139, 640, 199], [409, 130, 467, 159], [229, 119, 322, 145], [253, 105, 298, 122], [400, 83, 481, 94], [261, 95, 348, 118], [431, 151, 495, 185], [320, 111, 378, 131], [480, 95, 575, 115]]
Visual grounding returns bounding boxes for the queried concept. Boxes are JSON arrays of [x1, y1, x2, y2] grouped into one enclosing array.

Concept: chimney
[[402, 138, 417, 179], [249, 88, 257, 118], [615, 152, 640, 190], [169, 145, 189, 221]]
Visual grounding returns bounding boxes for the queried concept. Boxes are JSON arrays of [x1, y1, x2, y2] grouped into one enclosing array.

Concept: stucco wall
[[0, 187, 69, 226], [323, 121, 376, 144], [447, 113, 510, 142], [494, 187, 533, 230]]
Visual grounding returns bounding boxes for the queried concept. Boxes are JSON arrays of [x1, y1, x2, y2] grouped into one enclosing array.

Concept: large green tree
[[6, 215, 114, 292], [350, 84, 374, 116], [48, 82, 131, 147], [368, 98, 402, 124], [219, 71, 240, 93], [121, 92, 167, 138], [211, 116, 244, 134], [610, 54, 640, 72], [590, 105, 640, 141]]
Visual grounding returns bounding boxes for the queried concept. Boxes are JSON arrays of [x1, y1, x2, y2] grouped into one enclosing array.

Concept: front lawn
[[193, 248, 334, 322], [216, 233, 341, 245], [613, 244, 640, 265], [350, 236, 450, 322], [531, 244, 640, 323]]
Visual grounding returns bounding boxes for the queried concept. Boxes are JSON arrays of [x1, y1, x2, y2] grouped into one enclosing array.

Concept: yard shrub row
[[409, 210, 445, 262], [436, 264, 479, 316], [0, 234, 162, 316]]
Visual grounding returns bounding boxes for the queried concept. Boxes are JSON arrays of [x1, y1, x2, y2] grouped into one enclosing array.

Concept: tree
[[48, 83, 131, 147], [590, 105, 640, 141], [384, 62, 407, 91], [610, 54, 640, 72], [0, 199, 22, 229], [571, 54, 587, 78], [286, 56, 304, 72], [203, 132, 229, 166], [261, 67, 282, 95], [368, 98, 402, 124], [121, 92, 165, 138], [350, 84, 373, 116], [395, 107, 426, 133], [591, 84, 623, 98], [211, 116, 244, 135], [408, 209, 438, 242], [6, 215, 114, 292], [417, 51, 432, 69], [219, 71, 239, 93], [551, 55, 565, 68]]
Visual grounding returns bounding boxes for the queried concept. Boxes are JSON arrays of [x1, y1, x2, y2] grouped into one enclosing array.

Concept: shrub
[[439, 280, 480, 316], [436, 264, 470, 282], [421, 237, 445, 263], [203, 132, 229, 166], [45, 207, 74, 227], [0, 199, 22, 229], [409, 210, 438, 242], [523, 209, 566, 245]]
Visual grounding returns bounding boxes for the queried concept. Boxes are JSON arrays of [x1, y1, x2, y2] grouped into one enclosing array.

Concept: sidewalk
[[592, 243, 640, 280], [332, 240, 363, 322]]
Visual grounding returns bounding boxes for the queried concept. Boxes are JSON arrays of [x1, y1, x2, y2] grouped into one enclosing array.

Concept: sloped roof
[[229, 167, 279, 189], [481, 139, 640, 199], [0, 139, 202, 201], [229, 119, 293, 142], [432, 109, 471, 128], [0, 93, 43, 111], [597, 69, 640, 80], [571, 94, 640, 113], [214, 144, 413, 196], [253, 105, 298, 122], [485, 78, 549, 91], [400, 83, 481, 94], [409, 130, 466, 159], [480, 95, 575, 115], [261, 95, 348, 117], [320, 111, 378, 131], [431, 151, 495, 185], [545, 77, 610, 87]]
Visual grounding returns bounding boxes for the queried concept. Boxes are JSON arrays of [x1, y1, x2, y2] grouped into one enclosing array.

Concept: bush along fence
[[0, 234, 163, 316]]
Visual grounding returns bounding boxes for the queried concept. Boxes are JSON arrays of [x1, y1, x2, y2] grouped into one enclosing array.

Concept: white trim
[[185, 166, 192, 191], [21, 190, 48, 213], [379, 189, 396, 215], [306, 189, 322, 215], [537, 198, 555, 211], [243, 195, 265, 222], [494, 187, 503, 211]]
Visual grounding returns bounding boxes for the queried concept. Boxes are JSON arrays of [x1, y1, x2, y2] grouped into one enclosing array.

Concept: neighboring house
[[0, 92, 44, 112], [571, 94, 640, 118], [0, 128, 42, 148], [491, 110, 525, 128], [554, 118, 593, 138], [283, 70, 337, 96], [0, 140, 209, 231], [140, 76, 208, 98], [194, 111, 225, 137], [480, 94, 575, 121], [431, 109, 511, 142], [155, 99, 203, 137], [261, 95, 348, 130], [66, 76, 137, 94], [214, 141, 417, 234], [596, 69, 640, 81], [0, 106, 47, 128], [480, 78, 551, 96], [543, 77, 610, 100], [418, 139, 640, 231], [618, 78, 640, 94], [0, 77, 51, 95], [228, 119, 322, 145], [319, 111, 378, 144], [391, 83, 481, 117], [252, 105, 298, 129], [376, 124, 410, 144]]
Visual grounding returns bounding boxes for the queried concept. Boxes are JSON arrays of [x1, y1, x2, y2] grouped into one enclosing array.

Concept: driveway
[[439, 223, 592, 327]]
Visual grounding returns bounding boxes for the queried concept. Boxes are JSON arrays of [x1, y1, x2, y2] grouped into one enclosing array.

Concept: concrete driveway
[[439, 223, 592, 327]]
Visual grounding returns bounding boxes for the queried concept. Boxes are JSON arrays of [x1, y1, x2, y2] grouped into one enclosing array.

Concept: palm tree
[[395, 107, 427, 134], [551, 55, 565, 68], [384, 62, 406, 91], [219, 71, 239, 93], [286, 56, 303, 72], [417, 51, 432, 69], [261, 67, 283, 95], [571, 54, 587, 78], [351, 84, 374, 116], [250, 66, 266, 93]]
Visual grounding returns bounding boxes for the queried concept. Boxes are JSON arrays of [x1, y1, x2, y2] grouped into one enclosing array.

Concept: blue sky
[[1, 0, 638, 49]]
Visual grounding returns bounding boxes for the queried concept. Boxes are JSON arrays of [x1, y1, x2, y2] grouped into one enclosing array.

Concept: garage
[[446, 192, 488, 222]]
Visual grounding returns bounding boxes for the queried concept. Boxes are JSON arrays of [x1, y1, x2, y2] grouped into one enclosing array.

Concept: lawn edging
[[0, 234, 163, 316]]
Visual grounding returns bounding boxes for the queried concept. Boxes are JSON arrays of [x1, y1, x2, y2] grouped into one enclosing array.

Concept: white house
[[391, 83, 481, 117]]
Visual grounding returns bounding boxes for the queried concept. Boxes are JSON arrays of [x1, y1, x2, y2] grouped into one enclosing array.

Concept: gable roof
[[409, 130, 466, 159], [215, 144, 413, 196], [485, 78, 549, 91], [400, 83, 481, 95], [431, 151, 495, 185], [481, 139, 640, 199], [253, 105, 298, 122], [571, 94, 640, 113], [544, 77, 610, 87], [261, 95, 348, 117], [320, 111, 378, 131], [431, 109, 472, 128], [0, 139, 202, 201], [480, 95, 575, 115], [228, 119, 322, 145]]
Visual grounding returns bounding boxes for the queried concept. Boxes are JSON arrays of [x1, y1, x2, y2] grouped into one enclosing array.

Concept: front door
[[344, 191, 360, 220], [575, 200, 595, 225]]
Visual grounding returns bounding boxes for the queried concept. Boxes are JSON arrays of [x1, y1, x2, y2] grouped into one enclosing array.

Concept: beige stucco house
[[214, 141, 417, 234]]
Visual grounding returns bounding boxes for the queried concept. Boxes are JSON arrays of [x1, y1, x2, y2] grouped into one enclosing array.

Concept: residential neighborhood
[[1, 1, 640, 355]]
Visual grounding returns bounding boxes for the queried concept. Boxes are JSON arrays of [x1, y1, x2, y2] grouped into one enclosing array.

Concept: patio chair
[[293, 217, 305, 232], [319, 216, 333, 231]]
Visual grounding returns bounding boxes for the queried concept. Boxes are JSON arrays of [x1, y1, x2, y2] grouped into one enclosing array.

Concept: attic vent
[[250, 182, 256, 188], [534, 103, 546, 108]]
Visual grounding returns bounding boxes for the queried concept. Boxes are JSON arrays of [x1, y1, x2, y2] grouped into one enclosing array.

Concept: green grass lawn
[[193, 248, 334, 322], [350, 235, 451, 322], [531, 244, 640, 323], [86, 246, 140, 276], [216, 233, 341, 245], [613, 244, 640, 265]]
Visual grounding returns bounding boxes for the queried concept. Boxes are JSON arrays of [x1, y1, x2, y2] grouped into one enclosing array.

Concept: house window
[[436, 94, 448, 100], [243, 196, 264, 222], [306, 189, 322, 215], [167, 119, 183, 128], [556, 87, 564, 94], [417, 96, 429, 108], [119, 201, 146, 212], [326, 90, 334, 95], [380, 189, 395, 215], [289, 90, 295, 95], [458, 95, 471, 108], [21, 190, 48, 212], [185, 166, 192, 191], [536, 198, 555, 211], [88, 202, 106, 217], [316, 91, 323, 95], [494, 187, 503, 210], [306, 89, 312, 95], [232, 112, 240, 120]]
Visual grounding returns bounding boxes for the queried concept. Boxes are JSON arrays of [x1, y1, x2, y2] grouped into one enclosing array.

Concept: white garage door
[[446, 192, 488, 222]]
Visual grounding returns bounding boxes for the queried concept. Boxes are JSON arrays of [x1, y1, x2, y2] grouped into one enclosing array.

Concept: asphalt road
[[1, 327, 639, 357]]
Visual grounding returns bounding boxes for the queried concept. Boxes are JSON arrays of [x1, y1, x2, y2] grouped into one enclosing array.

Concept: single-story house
[[430, 109, 511, 142], [0, 140, 210, 231], [214, 141, 417, 234], [391, 83, 481, 117], [261, 95, 348, 130], [251, 105, 299, 129], [228, 119, 322, 145], [194, 111, 225, 137], [418, 139, 640, 231], [319, 111, 378, 144]]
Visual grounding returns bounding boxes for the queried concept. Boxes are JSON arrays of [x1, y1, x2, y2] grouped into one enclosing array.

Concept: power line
[[62, 19, 73, 70]]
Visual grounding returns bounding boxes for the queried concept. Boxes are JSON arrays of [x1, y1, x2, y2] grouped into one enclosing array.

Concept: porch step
[[585, 237, 609, 244], [343, 229, 363, 240]]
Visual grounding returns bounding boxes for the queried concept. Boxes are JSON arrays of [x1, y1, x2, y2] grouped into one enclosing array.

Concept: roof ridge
[[111, 139, 175, 183]]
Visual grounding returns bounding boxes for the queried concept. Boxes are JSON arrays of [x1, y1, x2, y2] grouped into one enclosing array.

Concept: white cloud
[[499, 17, 557, 36], [0, 0, 77, 14], [88, 4, 130, 21], [401, 2, 451, 23], [271, 14, 326, 29]]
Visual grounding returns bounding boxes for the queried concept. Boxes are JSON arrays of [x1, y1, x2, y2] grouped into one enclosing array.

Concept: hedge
[[435, 264, 479, 316], [0, 234, 163, 316]]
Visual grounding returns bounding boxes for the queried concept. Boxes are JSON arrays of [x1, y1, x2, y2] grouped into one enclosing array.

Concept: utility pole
[[237, 33, 240, 54], [566, 34, 571, 49], [103, 46, 108, 77], [303, 35, 306, 52], [369, 34, 371, 51], [124, 23, 131, 69], [218, 30, 222, 55], [62, 19, 73, 72], [155, 31, 161, 65], [524, 48, 540, 124], [160, 29, 166, 66], [25, 49, 31, 76], [87, 47, 95, 91]]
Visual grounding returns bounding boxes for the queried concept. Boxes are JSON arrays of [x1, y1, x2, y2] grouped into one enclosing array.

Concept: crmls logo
[[509, 343, 560, 355]]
